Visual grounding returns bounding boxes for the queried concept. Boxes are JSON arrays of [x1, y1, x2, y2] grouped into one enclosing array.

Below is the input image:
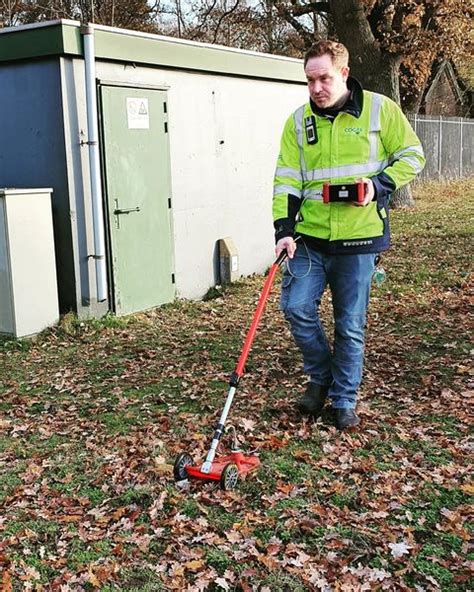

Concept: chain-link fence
[[408, 114, 474, 180]]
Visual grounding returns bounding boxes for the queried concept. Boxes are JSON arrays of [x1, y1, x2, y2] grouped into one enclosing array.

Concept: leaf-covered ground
[[1, 179, 473, 591]]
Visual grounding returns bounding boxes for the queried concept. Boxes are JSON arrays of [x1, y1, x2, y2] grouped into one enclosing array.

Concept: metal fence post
[[438, 115, 443, 177], [459, 117, 463, 177]]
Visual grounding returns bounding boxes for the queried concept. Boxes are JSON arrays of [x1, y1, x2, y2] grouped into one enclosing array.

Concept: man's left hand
[[352, 178, 374, 207]]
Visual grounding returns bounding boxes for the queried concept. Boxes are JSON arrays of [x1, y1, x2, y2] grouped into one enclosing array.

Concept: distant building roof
[[422, 60, 473, 118]]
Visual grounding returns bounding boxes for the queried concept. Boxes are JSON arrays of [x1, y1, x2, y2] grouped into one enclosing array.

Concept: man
[[273, 40, 425, 429]]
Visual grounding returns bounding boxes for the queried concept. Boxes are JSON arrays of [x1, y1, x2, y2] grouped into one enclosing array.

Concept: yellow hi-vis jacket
[[273, 84, 425, 254]]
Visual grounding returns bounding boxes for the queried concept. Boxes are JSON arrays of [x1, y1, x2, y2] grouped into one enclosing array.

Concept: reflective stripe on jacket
[[273, 90, 425, 254]]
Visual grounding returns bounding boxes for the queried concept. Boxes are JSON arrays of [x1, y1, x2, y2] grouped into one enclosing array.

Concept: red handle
[[357, 181, 366, 203], [234, 252, 286, 378], [322, 183, 330, 204]]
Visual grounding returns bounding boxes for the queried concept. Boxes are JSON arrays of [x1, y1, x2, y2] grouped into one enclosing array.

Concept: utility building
[[0, 20, 306, 318]]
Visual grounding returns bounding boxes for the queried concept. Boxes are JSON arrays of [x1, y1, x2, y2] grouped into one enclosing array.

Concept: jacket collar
[[310, 77, 364, 119]]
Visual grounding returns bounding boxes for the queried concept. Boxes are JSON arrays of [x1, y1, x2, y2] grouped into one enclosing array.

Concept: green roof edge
[[0, 21, 306, 84], [0, 23, 66, 61]]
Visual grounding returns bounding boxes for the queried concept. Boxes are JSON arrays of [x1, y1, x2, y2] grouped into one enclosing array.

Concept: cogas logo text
[[344, 127, 363, 135]]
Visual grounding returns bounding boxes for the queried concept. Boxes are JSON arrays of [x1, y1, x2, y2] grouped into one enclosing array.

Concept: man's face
[[305, 54, 349, 109]]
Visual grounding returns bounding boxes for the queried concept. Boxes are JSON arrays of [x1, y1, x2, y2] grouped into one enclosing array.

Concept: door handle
[[113, 199, 140, 228], [114, 206, 140, 215]]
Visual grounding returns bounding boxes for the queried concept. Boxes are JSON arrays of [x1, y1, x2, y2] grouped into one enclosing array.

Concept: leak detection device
[[322, 181, 366, 204]]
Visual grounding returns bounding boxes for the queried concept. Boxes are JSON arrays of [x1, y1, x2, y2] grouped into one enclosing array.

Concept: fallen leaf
[[215, 577, 230, 590], [154, 462, 173, 475], [460, 483, 474, 495], [389, 541, 412, 559], [185, 559, 205, 572], [240, 418, 256, 432], [1, 570, 12, 592]]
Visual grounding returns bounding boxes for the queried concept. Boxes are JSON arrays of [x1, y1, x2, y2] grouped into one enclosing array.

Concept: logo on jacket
[[342, 240, 373, 247], [344, 127, 363, 135]]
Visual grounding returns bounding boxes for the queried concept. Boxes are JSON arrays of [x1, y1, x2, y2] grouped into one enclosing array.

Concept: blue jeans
[[280, 245, 377, 409]]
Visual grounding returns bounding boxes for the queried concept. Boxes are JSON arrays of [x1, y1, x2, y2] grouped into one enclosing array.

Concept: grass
[[0, 178, 473, 590]]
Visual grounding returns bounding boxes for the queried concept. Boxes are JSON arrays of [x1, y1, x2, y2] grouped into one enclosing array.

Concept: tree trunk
[[328, 0, 415, 207], [390, 185, 415, 208], [328, 0, 402, 100]]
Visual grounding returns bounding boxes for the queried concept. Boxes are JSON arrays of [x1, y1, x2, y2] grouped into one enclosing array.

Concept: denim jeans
[[280, 244, 377, 409]]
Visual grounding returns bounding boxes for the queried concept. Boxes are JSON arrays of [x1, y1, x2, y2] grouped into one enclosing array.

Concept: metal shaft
[[200, 386, 236, 473]]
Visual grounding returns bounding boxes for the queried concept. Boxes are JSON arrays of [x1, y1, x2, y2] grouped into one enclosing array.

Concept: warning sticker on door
[[127, 98, 149, 129]]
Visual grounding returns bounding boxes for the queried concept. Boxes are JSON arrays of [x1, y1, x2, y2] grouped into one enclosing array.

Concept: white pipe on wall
[[81, 23, 108, 302]]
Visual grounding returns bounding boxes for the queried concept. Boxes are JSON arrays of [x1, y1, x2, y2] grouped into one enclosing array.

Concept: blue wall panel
[[0, 59, 76, 312]]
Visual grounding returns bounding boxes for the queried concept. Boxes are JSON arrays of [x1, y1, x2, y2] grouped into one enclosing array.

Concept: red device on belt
[[323, 181, 366, 204]]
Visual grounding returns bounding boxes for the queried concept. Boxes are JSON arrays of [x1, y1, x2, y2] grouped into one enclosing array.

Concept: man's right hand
[[276, 236, 297, 259]]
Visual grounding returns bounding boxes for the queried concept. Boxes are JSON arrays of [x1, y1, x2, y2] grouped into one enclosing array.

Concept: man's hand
[[276, 236, 297, 259], [352, 178, 374, 207]]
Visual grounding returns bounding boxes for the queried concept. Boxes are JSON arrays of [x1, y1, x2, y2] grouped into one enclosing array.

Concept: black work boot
[[336, 409, 360, 430], [296, 383, 328, 417]]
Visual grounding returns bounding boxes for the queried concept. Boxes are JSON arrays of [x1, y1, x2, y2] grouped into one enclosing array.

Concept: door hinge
[[164, 122, 168, 133], [163, 101, 167, 114], [168, 197, 172, 209], [171, 273, 175, 284]]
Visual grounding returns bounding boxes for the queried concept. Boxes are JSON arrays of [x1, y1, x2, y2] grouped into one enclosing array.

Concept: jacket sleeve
[[273, 113, 303, 242], [371, 170, 396, 203], [378, 98, 426, 189]]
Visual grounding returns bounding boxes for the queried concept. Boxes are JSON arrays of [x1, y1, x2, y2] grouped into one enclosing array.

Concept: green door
[[100, 85, 175, 315]]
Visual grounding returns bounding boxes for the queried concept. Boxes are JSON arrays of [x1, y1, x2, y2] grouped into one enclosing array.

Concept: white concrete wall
[[95, 61, 307, 299]]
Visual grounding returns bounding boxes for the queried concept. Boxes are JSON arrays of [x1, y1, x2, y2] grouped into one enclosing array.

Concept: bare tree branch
[[188, 0, 219, 40], [211, 0, 240, 44]]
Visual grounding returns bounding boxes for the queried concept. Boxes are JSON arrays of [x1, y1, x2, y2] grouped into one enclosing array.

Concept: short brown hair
[[304, 40, 349, 68]]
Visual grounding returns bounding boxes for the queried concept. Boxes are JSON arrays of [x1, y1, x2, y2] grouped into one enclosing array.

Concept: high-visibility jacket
[[273, 82, 425, 254]]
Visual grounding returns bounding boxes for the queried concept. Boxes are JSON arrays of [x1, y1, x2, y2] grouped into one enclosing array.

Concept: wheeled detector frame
[[173, 249, 288, 490]]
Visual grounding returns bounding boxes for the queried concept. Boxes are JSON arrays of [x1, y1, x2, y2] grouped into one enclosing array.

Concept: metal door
[[100, 85, 175, 314]]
